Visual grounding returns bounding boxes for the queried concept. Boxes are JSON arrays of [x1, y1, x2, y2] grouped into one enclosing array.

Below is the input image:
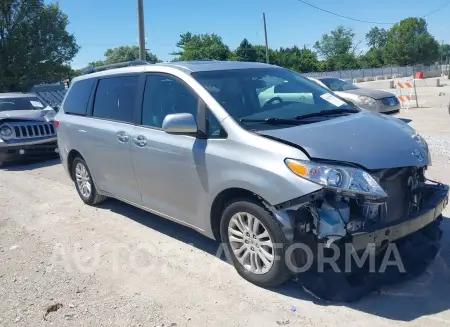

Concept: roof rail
[[82, 60, 152, 75]]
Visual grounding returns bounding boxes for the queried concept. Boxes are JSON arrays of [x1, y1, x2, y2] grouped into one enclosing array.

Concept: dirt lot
[[1, 105, 450, 326]]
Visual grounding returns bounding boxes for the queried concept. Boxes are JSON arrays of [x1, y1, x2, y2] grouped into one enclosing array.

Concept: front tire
[[72, 157, 107, 205], [220, 199, 292, 287]]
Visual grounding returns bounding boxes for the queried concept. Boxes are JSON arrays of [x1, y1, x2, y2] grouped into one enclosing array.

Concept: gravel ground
[[1, 104, 450, 327]]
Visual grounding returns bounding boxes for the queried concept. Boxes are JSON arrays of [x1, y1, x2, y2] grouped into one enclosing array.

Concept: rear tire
[[220, 198, 292, 287], [71, 157, 107, 205]]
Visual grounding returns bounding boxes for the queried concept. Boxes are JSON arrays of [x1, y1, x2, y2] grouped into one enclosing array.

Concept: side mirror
[[162, 113, 198, 135], [52, 105, 60, 112]]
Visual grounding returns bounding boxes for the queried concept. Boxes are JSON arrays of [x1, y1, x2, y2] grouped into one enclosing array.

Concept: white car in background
[[307, 76, 400, 114]]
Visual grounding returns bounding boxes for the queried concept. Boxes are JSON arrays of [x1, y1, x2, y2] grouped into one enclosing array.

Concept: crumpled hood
[[258, 111, 429, 170], [341, 88, 395, 100], [0, 108, 56, 122]]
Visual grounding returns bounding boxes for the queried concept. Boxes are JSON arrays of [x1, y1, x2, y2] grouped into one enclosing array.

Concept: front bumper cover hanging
[[295, 184, 449, 303]]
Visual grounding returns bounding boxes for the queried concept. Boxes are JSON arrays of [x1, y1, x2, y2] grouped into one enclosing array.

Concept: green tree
[[104, 45, 159, 64], [360, 48, 385, 68], [313, 26, 361, 70], [274, 46, 320, 72], [384, 17, 440, 65], [441, 43, 450, 62], [366, 27, 388, 49], [82, 46, 160, 71], [234, 38, 257, 62], [0, 0, 79, 92], [171, 32, 231, 61]]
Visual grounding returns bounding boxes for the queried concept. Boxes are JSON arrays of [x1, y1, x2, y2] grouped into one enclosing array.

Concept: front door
[[131, 73, 207, 228], [85, 75, 141, 204]]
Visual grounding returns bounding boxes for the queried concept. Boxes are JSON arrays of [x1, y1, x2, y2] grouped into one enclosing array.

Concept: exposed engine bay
[[308, 166, 428, 246], [268, 165, 449, 302]]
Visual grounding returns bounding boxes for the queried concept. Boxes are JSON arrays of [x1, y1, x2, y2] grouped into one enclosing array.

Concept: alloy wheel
[[228, 212, 275, 274]]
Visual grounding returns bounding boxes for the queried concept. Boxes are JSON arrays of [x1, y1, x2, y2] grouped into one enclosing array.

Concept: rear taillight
[[54, 120, 60, 128]]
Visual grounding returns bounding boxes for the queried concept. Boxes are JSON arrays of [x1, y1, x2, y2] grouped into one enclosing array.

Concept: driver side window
[[142, 74, 199, 128]]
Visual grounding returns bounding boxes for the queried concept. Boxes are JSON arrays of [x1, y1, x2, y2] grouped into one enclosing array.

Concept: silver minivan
[[56, 60, 448, 289]]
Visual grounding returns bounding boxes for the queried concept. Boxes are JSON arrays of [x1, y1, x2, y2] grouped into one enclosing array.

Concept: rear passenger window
[[63, 79, 94, 116], [93, 75, 138, 123]]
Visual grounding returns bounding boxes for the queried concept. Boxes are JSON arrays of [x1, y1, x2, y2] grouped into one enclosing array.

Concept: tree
[[441, 43, 450, 62], [314, 26, 355, 59], [384, 17, 440, 65], [313, 26, 361, 70], [104, 46, 159, 63], [366, 27, 388, 49], [82, 46, 160, 71], [234, 38, 257, 62], [360, 48, 385, 68], [0, 0, 79, 92], [274, 46, 320, 72], [171, 32, 231, 61]]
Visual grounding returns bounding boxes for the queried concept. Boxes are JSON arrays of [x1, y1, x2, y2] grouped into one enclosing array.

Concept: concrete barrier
[[375, 76, 385, 80], [364, 77, 374, 82]]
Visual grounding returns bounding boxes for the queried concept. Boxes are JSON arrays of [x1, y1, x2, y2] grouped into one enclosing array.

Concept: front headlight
[[0, 125, 13, 139], [358, 96, 377, 108], [285, 159, 387, 201]]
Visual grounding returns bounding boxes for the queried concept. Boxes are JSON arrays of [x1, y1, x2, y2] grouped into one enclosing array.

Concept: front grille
[[10, 122, 55, 139], [380, 97, 399, 107]]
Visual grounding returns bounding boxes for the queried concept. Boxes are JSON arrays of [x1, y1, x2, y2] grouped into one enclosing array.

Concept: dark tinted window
[[142, 74, 198, 128], [63, 79, 94, 115], [207, 109, 227, 138], [0, 97, 44, 111], [193, 68, 356, 131], [93, 76, 139, 123]]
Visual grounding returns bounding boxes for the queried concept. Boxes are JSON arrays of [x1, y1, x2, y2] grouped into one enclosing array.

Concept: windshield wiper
[[295, 108, 360, 120], [240, 117, 309, 125]]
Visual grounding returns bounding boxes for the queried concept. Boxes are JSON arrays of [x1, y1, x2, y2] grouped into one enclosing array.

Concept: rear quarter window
[[63, 79, 95, 116]]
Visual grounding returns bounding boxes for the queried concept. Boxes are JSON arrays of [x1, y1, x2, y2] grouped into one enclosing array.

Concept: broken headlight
[[285, 159, 387, 201]]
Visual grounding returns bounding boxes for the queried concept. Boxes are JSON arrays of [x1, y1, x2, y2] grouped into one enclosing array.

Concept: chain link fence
[[303, 64, 448, 81]]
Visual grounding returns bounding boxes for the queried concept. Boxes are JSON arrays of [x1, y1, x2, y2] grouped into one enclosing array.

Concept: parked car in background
[[0, 93, 58, 167], [308, 76, 400, 114], [56, 61, 447, 290]]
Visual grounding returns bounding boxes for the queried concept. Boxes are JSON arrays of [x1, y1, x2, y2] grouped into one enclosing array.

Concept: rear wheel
[[220, 199, 292, 287], [72, 157, 107, 205]]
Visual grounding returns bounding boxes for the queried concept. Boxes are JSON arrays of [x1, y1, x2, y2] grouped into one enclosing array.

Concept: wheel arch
[[209, 187, 264, 241], [209, 187, 297, 244]]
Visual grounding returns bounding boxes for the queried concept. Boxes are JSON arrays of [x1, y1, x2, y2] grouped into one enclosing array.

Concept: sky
[[51, 0, 450, 69]]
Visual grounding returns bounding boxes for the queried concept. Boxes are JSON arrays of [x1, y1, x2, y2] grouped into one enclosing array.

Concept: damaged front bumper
[[288, 183, 449, 302], [352, 183, 449, 251]]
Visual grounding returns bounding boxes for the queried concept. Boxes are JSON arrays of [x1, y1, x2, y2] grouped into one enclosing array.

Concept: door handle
[[117, 131, 129, 143], [133, 135, 147, 147]]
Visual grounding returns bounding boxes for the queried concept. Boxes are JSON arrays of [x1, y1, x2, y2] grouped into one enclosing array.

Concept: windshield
[[318, 78, 358, 91], [192, 68, 355, 130], [0, 97, 45, 112]]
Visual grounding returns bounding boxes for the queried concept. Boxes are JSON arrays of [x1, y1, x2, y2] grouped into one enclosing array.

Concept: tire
[[71, 157, 107, 205], [220, 198, 292, 287]]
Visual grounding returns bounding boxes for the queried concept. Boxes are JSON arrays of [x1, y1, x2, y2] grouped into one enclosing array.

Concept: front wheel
[[220, 199, 292, 287], [72, 157, 107, 205]]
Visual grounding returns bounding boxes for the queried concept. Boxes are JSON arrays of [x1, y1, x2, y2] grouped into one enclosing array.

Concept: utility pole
[[263, 13, 269, 64], [137, 0, 146, 60], [441, 40, 444, 65]]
